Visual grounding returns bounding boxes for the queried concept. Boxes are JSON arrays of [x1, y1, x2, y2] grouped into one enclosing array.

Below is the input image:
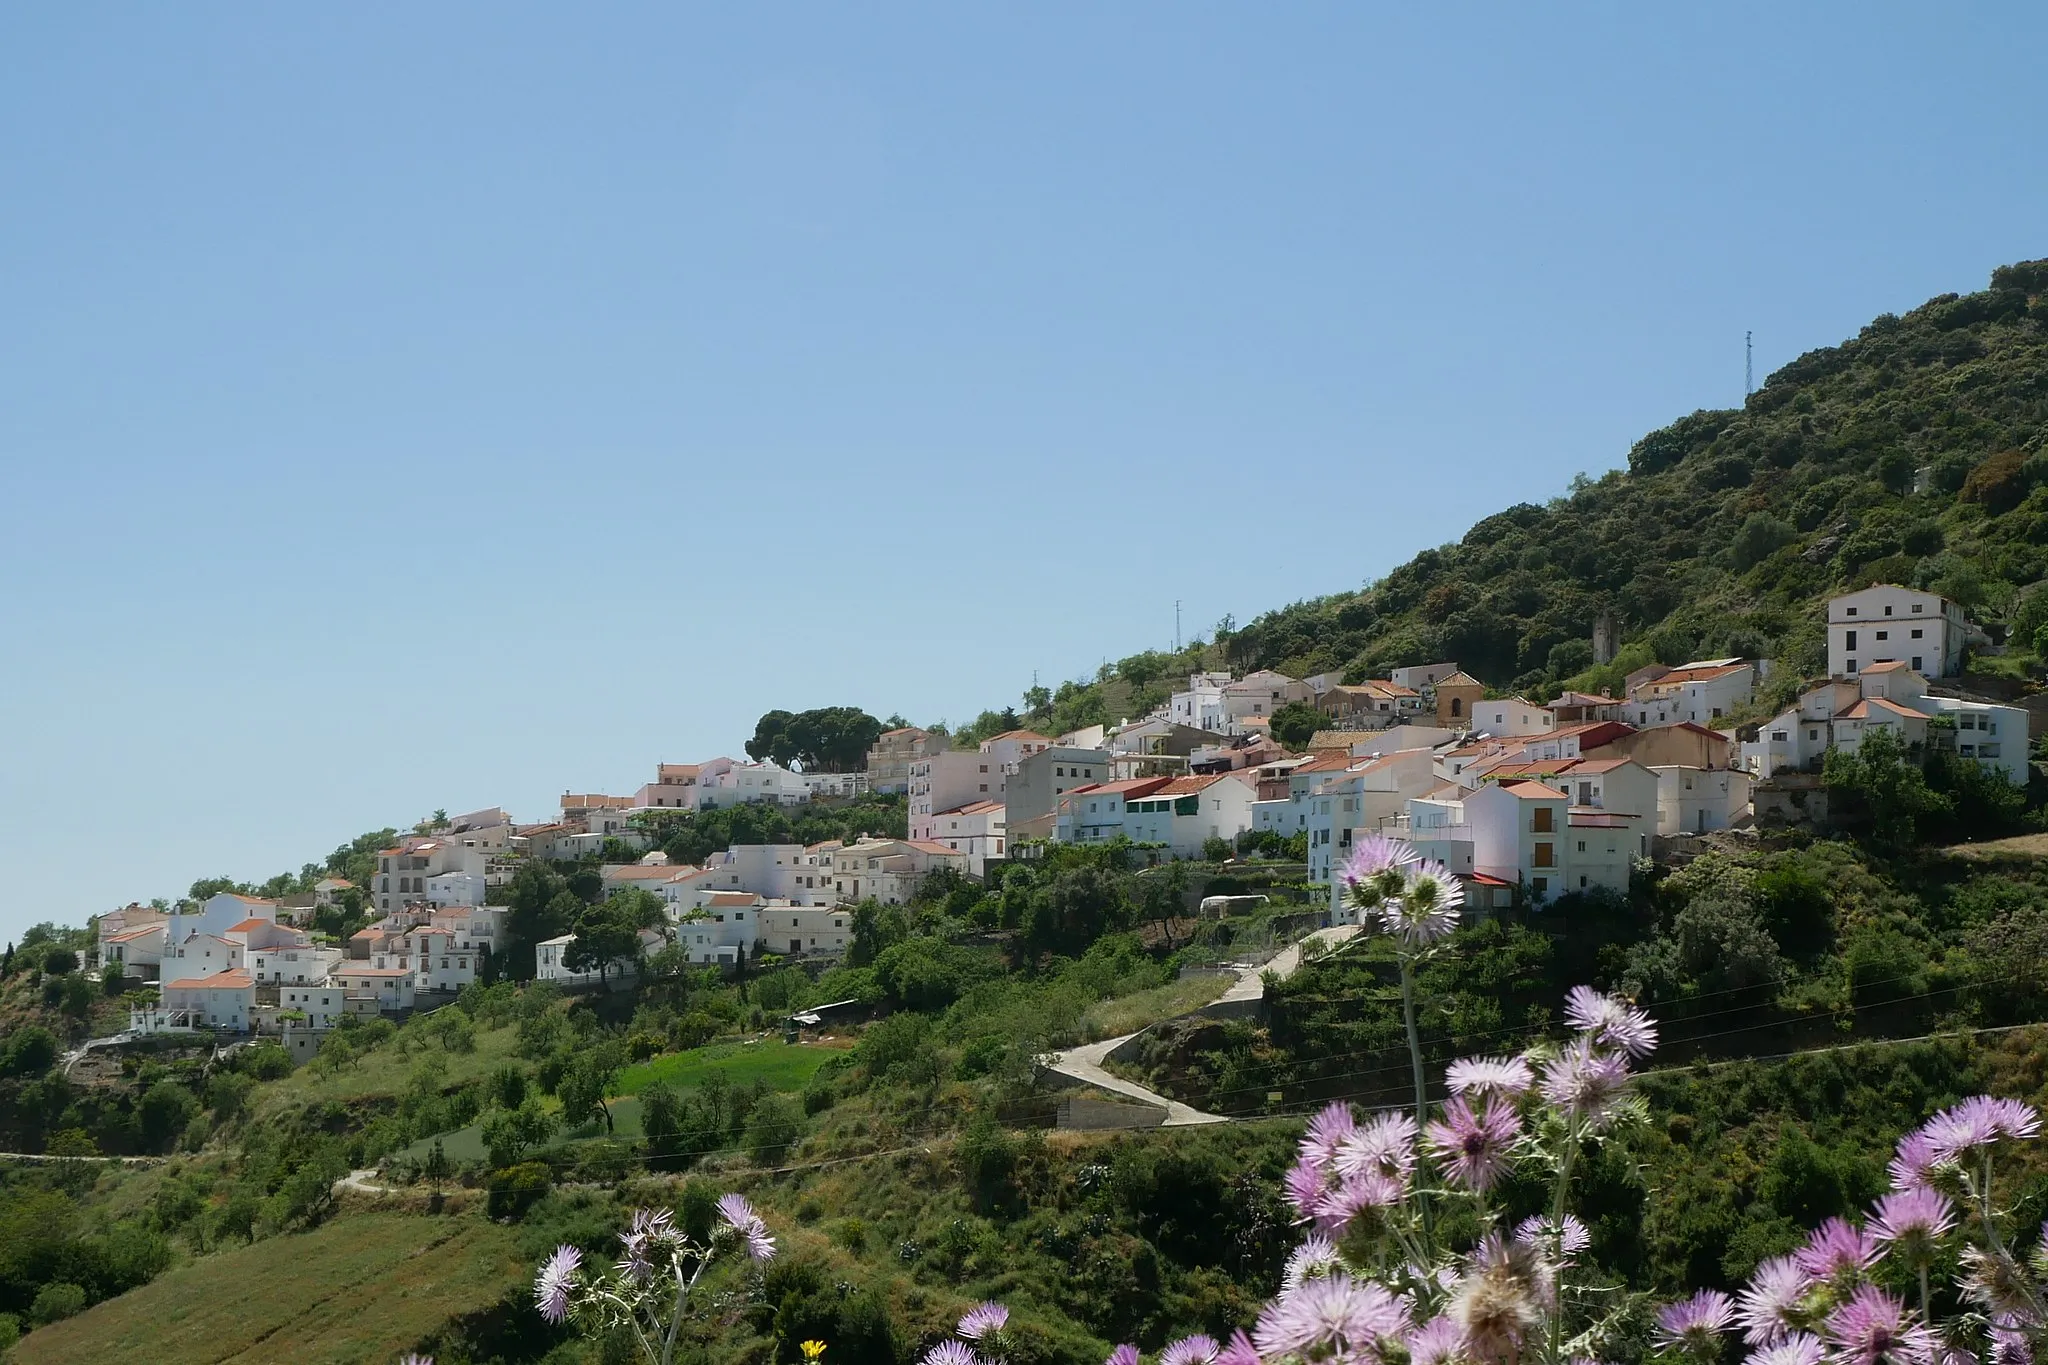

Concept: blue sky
[[4, 5, 2045, 939]]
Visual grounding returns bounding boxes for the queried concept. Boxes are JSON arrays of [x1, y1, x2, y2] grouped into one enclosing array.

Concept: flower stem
[[1399, 953, 1434, 1248]]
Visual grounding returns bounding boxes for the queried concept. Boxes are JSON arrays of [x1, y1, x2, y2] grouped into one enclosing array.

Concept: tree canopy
[[744, 706, 885, 772]]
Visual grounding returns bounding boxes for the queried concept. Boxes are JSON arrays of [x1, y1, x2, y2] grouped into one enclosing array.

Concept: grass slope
[[12, 1211, 523, 1365]]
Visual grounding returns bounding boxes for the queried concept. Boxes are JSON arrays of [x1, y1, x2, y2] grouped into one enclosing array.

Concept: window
[[1532, 877, 1548, 895], [1847, 659, 1857, 672], [1531, 806, 1554, 833], [1912, 656, 1924, 671], [1876, 631, 1888, 641], [1885, 605, 1894, 616], [1912, 603, 1924, 612], [1846, 607, 1858, 616], [1533, 842, 1555, 867], [1912, 628, 1924, 639], [1845, 630, 1858, 649]]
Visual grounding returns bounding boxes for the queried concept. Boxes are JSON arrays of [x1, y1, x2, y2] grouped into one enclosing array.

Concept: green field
[[613, 1039, 843, 1095], [400, 1039, 844, 1164], [11, 1211, 524, 1365]]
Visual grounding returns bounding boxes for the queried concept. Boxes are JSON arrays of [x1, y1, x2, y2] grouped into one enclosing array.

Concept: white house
[[407, 927, 477, 993], [1652, 766, 1753, 836], [1169, 674, 1233, 733], [99, 922, 166, 981], [866, 728, 947, 794], [374, 837, 490, 915], [161, 931, 244, 979], [830, 838, 969, 904], [976, 730, 1054, 772], [909, 751, 1007, 842], [534, 927, 664, 984], [1470, 699, 1554, 737], [159, 968, 257, 1032], [277, 983, 350, 1030], [1462, 779, 1642, 903], [248, 943, 342, 987], [927, 801, 1006, 875], [1828, 585, 1967, 680], [1391, 662, 1464, 691], [331, 964, 417, 1011], [1741, 664, 2027, 786], [1121, 773, 1258, 858], [1056, 777, 1175, 844], [430, 904, 507, 956], [1625, 661, 1755, 728], [1222, 670, 1313, 732], [1003, 746, 1113, 841]]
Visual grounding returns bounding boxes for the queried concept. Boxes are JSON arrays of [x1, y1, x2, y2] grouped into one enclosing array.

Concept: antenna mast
[[1175, 600, 1182, 654], [1745, 330, 1753, 399]]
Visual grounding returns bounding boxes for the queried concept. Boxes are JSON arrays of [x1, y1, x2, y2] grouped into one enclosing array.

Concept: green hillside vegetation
[[11, 262, 2048, 1363], [997, 259, 2048, 740], [11, 1212, 525, 1365]]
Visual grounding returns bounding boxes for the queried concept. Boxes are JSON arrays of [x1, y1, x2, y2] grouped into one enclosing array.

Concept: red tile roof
[[1496, 781, 1569, 800], [165, 968, 254, 990]]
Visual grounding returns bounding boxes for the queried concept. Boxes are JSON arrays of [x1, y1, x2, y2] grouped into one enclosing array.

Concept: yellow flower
[[801, 1342, 828, 1362]]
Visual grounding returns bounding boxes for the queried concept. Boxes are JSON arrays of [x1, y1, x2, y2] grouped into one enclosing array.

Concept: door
[[790, 939, 803, 954]]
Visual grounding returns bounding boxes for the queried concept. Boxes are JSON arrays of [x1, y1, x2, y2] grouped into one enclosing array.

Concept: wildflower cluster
[[1105, 984, 1658, 1365], [919, 1301, 1016, 1365], [1653, 1095, 2048, 1365], [532, 1194, 777, 1365]]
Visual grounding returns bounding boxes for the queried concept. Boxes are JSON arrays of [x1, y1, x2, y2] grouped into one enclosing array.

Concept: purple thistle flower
[[1737, 1256, 1813, 1345], [1104, 1348, 1141, 1365], [1314, 1171, 1403, 1237], [1283, 1233, 1342, 1291], [1539, 1038, 1634, 1123], [1283, 1161, 1329, 1222], [1562, 985, 1658, 1058], [1390, 861, 1464, 946], [716, 1192, 777, 1262], [1426, 1095, 1522, 1192], [1161, 1336, 1222, 1365], [1889, 1130, 1943, 1192], [923, 1343, 983, 1365], [1254, 1274, 1410, 1360], [1924, 1097, 2044, 1163], [1300, 1102, 1358, 1170], [1407, 1315, 1467, 1365], [958, 1303, 1009, 1341], [1334, 1111, 1419, 1182], [1658, 1290, 1736, 1351], [1748, 1332, 1826, 1365], [1822, 1284, 1932, 1365], [1869, 1187, 1956, 1251], [1991, 1318, 2030, 1365], [1512, 1214, 1591, 1261], [535, 1244, 581, 1325], [1215, 1332, 1262, 1365], [1342, 834, 1420, 887], [1445, 1055, 1534, 1100], [1795, 1217, 1881, 1281]]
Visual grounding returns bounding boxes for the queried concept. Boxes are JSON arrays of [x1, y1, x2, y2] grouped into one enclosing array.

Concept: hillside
[[997, 259, 2048, 739]]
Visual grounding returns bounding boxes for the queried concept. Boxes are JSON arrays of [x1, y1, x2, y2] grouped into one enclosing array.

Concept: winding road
[[1042, 924, 1361, 1125]]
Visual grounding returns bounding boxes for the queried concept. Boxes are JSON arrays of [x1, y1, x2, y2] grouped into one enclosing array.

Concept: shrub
[[3, 1025, 58, 1077], [29, 1281, 87, 1325], [743, 1093, 805, 1166], [485, 1161, 553, 1220]]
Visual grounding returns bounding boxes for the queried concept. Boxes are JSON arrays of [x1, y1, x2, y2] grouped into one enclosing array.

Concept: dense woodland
[[6, 264, 2048, 1362]]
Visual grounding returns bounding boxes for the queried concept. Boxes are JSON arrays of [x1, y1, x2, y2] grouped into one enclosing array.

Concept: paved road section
[[1043, 924, 1363, 1124]]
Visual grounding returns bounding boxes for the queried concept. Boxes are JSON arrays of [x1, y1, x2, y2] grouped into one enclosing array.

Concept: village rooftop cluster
[[84, 583, 2027, 1059]]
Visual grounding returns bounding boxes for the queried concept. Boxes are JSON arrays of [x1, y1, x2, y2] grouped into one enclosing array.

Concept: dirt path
[[1042, 924, 1363, 1123]]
